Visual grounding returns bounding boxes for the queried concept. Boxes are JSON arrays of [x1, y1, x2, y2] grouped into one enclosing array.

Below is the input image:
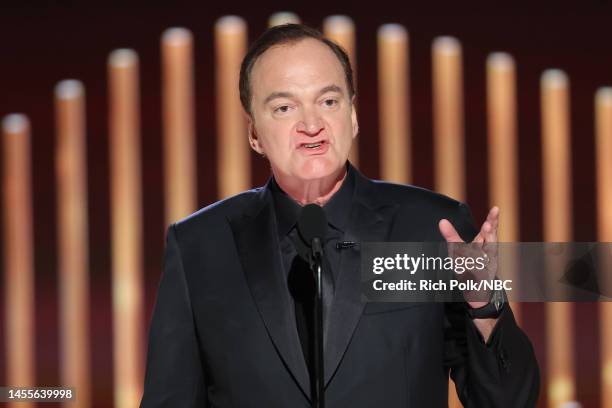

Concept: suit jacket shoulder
[[171, 185, 268, 241], [356, 175, 478, 242], [170, 170, 478, 245]]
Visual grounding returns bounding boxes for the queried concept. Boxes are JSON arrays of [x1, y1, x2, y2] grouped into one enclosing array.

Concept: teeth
[[304, 143, 322, 148]]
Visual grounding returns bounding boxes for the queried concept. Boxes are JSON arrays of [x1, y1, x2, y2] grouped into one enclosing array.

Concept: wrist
[[467, 288, 506, 319]]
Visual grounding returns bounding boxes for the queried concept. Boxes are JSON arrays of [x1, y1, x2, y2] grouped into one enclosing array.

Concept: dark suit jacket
[[140, 166, 540, 407]]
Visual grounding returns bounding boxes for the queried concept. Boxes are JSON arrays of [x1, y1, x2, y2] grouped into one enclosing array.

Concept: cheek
[[256, 125, 295, 160], [330, 117, 354, 148]]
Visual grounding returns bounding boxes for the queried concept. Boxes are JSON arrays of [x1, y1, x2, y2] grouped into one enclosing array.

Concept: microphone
[[297, 204, 327, 254], [296, 204, 327, 408], [297, 204, 328, 261]]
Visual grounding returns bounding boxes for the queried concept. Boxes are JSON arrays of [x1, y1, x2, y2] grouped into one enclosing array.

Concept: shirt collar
[[270, 162, 356, 237]]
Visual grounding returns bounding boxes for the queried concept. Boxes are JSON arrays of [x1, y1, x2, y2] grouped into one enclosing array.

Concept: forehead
[[250, 38, 347, 96]]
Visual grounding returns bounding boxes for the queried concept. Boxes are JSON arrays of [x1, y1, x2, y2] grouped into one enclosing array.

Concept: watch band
[[467, 288, 506, 319]]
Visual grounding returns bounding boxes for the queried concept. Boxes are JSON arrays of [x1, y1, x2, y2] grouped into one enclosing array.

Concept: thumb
[[438, 219, 464, 243]]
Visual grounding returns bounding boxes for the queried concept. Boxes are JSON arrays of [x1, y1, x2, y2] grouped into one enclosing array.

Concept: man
[[141, 24, 539, 407]]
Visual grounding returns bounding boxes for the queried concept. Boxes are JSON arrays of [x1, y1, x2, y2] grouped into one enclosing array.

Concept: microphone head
[[297, 203, 328, 244]]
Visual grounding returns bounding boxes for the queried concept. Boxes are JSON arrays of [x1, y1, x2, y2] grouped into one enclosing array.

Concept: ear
[[246, 113, 265, 155], [350, 95, 359, 139]]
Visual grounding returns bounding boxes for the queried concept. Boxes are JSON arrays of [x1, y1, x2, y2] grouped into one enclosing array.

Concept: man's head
[[239, 24, 358, 183]]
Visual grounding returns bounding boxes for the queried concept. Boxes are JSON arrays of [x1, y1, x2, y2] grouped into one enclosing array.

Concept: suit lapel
[[229, 187, 311, 400], [229, 169, 399, 393], [324, 172, 399, 385]]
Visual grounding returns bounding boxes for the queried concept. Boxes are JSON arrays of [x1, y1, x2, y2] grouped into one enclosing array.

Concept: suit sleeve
[[445, 203, 540, 408], [140, 224, 208, 407]]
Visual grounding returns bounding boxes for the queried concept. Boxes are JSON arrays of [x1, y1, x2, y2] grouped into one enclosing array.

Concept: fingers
[[473, 231, 485, 245], [480, 206, 499, 244], [486, 206, 500, 229], [438, 219, 464, 243], [481, 207, 499, 266], [440, 207, 499, 244]]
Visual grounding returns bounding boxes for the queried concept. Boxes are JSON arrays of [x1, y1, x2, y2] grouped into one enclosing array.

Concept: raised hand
[[438, 206, 500, 308]]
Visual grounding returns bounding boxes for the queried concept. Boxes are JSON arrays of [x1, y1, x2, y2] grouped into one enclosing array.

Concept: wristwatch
[[466, 288, 506, 319]]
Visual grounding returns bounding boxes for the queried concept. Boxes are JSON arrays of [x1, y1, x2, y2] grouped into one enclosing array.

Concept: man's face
[[247, 38, 358, 183]]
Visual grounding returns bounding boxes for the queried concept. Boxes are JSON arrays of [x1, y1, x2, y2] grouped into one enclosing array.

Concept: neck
[[275, 166, 347, 206]]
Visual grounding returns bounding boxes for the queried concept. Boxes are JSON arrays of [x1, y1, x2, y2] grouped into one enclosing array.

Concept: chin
[[295, 157, 343, 180]]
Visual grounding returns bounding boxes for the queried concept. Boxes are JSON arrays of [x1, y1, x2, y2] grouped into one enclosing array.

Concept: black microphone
[[297, 204, 327, 249], [297, 204, 328, 261], [297, 204, 327, 408]]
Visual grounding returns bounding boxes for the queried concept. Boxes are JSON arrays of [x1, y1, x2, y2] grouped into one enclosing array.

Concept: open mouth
[[300, 140, 327, 149]]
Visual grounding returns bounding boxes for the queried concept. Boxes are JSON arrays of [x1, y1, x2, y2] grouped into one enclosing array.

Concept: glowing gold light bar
[[595, 87, 612, 408], [108, 48, 145, 408], [432, 35, 466, 408], [432, 36, 465, 201], [268, 12, 301, 27], [161, 27, 197, 224], [486, 52, 521, 323], [378, 24, 410, 184], [55, 79, 91, 408], [215, 16, 250, 198], [541, 69, 575, 407], [2, 113, 35, 408]]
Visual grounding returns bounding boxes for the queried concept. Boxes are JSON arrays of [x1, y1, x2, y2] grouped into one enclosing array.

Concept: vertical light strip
[[541, 69, 575, 407], [324, 15, 359, 167], [2, 114, 35, 408], [432, 36, 465, 408], [377, 24, 410, 184], [432, 36, 465, 201], [108, 49, 144, 408], [268, 12, 300, 27], [486, 53, 521, 323], [161, 28, 197, 225], [595, 87, 612, 408], [55, 80, 91, 408], [215, 16, 249, 199]]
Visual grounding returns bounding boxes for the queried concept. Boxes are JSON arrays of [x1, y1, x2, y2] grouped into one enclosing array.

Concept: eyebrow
[[263, 84, 344, 105]]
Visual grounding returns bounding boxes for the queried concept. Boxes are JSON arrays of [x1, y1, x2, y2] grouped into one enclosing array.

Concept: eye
[[273, 105, 292, 114], [322, 98, 339, 108]]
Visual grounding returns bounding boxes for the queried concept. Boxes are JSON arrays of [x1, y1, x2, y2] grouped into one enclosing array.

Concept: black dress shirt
[[270, 165, 355, 384]]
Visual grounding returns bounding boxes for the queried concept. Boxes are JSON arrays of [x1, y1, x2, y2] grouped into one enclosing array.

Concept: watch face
[[493, 290, 504, 312]]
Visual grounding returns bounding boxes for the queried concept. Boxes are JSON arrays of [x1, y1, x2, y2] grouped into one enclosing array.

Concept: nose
[[296, 107, 324, 136]]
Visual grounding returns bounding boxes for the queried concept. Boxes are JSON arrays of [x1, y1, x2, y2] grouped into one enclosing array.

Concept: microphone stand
[[310, 237, 325, 408]]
